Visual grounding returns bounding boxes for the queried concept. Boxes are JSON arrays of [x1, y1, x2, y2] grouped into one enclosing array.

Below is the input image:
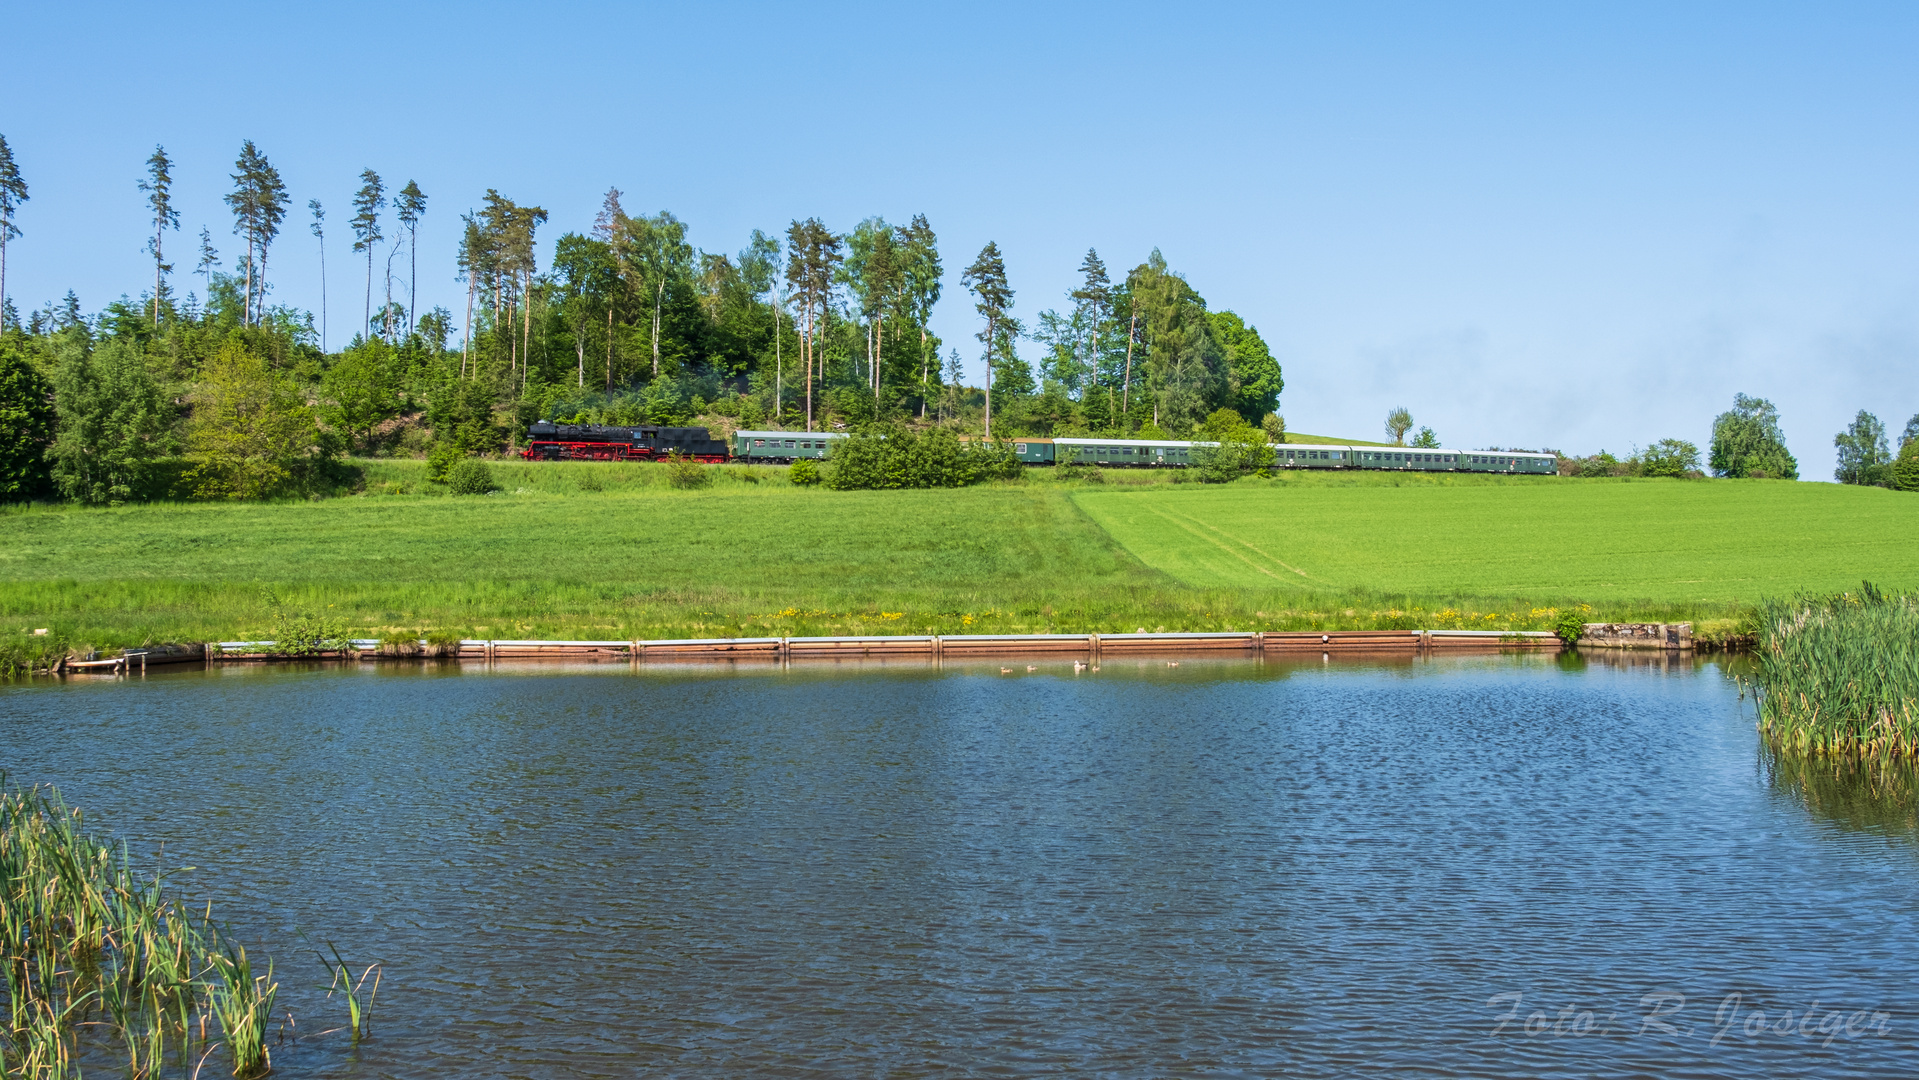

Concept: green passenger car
[[732, 430, 848, 462], [1010, 439, 1056, 464]]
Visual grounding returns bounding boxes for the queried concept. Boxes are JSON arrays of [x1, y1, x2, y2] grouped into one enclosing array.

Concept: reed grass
[[0, 776, 341, 1078], [1754, 583, 1919, 757]]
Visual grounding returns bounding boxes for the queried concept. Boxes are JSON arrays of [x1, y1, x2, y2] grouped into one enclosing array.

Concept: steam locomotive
[[521, 421, 730, 462]]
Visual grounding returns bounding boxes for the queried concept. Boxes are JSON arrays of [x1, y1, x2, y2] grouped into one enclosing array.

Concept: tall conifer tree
[[0, 134, 27, 327], [350, 170, 385, 342], [395, 181, 427, 334], [962, 242, 1014, 440], [308, 200, 327, 351], [138, 146, 179, 329]]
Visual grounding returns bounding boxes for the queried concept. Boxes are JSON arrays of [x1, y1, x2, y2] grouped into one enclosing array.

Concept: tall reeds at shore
[[1755, 583, 1919, 757], [0, 779, 282, 1079]]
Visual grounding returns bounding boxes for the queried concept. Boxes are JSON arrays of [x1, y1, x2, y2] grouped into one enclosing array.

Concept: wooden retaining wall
[[59, 630, 1563, 673]]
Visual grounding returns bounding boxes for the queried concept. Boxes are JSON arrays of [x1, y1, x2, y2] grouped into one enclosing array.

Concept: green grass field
[[1072, 473, 1919, 606], [3, 460, 1915, 651]]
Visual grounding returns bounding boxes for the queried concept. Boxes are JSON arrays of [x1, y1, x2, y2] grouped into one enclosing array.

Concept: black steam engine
[[521, 421, 730, 462]]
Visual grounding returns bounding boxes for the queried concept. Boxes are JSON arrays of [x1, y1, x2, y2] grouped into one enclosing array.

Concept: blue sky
[[4, 1, 1915, 476]]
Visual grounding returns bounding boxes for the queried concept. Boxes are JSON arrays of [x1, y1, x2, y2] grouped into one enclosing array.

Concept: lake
[[3, 653, 1915, 1077]]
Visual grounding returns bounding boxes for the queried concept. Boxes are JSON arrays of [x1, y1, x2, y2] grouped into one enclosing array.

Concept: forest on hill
[[0, 135, 1283, 503]]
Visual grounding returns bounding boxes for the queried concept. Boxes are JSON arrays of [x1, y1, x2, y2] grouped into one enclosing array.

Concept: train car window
[[783, 440, 796, 448], [1122, 447, 1134, 455], [753, 439, 765, 447], [1015, 443, 1027, 453]]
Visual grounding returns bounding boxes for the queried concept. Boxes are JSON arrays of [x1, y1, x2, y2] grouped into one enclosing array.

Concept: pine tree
[[308, 201, 326, 352], [395, 181, 427, 334], [784, 218, 843, 431], [194, 227, 218, 314], [224, 141, 284, 326], [350, 170, 385, 342], [962, 242, 1013, 440], [0, 134, 29, 327], [138, 146, 179, 329]]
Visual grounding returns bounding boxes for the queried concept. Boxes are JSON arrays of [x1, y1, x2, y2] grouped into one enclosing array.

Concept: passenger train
[[518, 422, 1554, 474], [727, 431, 1558, 474]]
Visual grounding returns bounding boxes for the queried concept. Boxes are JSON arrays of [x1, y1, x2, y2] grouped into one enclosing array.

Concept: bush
[[788, 458, 821, 485], [1190, 423, 1277, 483], [664, 451, 713, 490], [446, 458, 498, 496], [1262, 413, 1285, 444], [823, 428, 1022, 490], [426, 443, 462, 483], [1639, 438, 1701, 478]]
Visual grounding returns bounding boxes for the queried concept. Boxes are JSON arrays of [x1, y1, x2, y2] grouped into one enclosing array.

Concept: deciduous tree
[[1710, 393, 1798, 479], [186, 340, 319, 499], [1834, 410, 1892, 486], [1386, 407, 1413, 445]]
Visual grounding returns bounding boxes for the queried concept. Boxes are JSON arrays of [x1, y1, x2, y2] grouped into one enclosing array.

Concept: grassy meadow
[[3, 459, 1916, 651], [1072, 473, 1919, 606]]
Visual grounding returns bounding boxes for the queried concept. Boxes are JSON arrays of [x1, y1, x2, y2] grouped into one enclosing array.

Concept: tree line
[[0, 131, 1286, 503]]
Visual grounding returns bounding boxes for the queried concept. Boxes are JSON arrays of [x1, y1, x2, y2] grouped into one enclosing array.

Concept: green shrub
[[1555, 610, 1588, 645], [664, 451, 713, 490], [1639, 438, 1701, 478], [788, 458, 821, 485], [446, 459, 498, 496], [1190, 423, 1277, 483], [823, 428, 1022, 490], [426, 443, 462, 483]]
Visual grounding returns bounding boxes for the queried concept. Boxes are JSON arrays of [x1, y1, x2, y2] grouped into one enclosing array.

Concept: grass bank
[[3, 462, 1915, 651]]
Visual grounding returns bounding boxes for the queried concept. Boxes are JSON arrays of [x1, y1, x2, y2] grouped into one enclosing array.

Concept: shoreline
[[36, 623, 1735, 677]]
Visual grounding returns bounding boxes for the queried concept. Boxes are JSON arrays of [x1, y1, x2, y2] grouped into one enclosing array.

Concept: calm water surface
[[4, 653, 1917, 1078]]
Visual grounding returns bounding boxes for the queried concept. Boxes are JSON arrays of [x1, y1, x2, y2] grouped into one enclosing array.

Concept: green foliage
[[824, 427, 1023, 490], [1130, 250, 1227, 433], [1755, 583, 1919, 757], [1895, 438, 1919, 493], [1710, 392, 1798, 479], [1410, 426, 1439, 449], [446, 458, 497, 495], [664, 451, 713, 489], [787, 458, 821, 485], [1262, 413, 1285, 443], [48, 337, 178, 504], [186, 341, 323, 500], [1638, 438, 1701, 478], [1208, 310, 1283, 420], [1834, 410, 1893, 486], [425, 442, 462, 483], [0, 341, 55, 499], [1190, 419, 1277, 483], [1385, 407, 1413, 445], [1555, 609, 1588, 644], [322, 340, 401, 451]]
